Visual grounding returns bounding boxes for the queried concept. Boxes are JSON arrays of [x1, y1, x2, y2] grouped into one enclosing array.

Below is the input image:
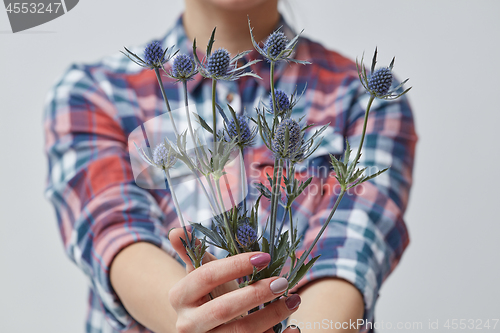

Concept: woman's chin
[[195, 0, 276, 12]]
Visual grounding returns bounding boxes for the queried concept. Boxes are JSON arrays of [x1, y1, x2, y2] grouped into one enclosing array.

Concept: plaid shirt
[[44, 15, 416, 333]]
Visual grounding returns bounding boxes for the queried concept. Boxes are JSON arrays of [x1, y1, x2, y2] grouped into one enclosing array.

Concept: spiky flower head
[[122, 42, 177, 70], [168, 53, 197, 81], [270, 89, 290, 114], [144, 41, 165, 66], [193, 28, 261, 81], [368, 67, 392, 96], [207, 48, 231, 76], [152, 142, 178, 170], [272, 118, 302, 158], [133, 140, 178, 172], [249, 18, 309, 65], [236, 223, 257, 248], [357, 47, 411, 100], [263, 31, 288, 59], [227, 115, 253, 144]]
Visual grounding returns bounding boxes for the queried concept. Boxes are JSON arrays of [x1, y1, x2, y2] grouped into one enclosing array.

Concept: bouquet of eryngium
[[123, 19, 410, 330]]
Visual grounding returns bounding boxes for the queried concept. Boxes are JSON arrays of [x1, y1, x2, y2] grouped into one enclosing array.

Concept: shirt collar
[[160, 14, 301, 94]]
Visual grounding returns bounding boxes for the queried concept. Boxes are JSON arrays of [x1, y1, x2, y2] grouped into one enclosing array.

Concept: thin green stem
[[269, 157, 283, 261], [276, 159, 293, 247], [180, 80, 218, 216], [212, 79, 217, 153], [182, 80, 204, 160], [288, 206, 296, 269], [182, 80, 198, 146], [206, 174, 222, 213], [285, 159, 297, 270], [164, 169, 191, 247], [198, 176, 218, 216], [288, 188, 346, 279], [347, 95, 375, 178], [270, 61, 281, 131], [182, 80, 189, 108], [270, 61, 277, 115], [239, 147, 247, 212], [215, 178, 241, 254], [276, 209, 288, 245], [154, 68, 179, 137], [222, 172, 237, 208], [215, 179, 229, 219]]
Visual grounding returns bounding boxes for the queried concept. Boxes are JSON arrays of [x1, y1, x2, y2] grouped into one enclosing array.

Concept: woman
[[44, 0, 416, 332]]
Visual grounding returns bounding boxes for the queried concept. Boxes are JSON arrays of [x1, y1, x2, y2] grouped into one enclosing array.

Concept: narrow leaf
[[192, 113, 213, 134], [207, 27, 217, 56], [343, 139, 351, 164], [288, 255, 320, 289], [356, 167, 389, 186], [371, 47, 378, 73]]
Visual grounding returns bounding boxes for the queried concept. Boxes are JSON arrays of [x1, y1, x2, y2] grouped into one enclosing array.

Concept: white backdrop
[[1, 1, 499, 332]]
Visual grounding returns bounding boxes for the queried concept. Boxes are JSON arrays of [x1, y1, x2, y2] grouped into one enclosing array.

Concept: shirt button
[[226, 93, 234, 103]]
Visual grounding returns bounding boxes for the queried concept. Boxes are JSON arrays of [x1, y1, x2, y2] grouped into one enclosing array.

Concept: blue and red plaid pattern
[[44, 15, 417, 333]]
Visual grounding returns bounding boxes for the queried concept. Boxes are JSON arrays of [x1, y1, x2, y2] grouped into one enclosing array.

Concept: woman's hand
[[168, 228, 301, 333]]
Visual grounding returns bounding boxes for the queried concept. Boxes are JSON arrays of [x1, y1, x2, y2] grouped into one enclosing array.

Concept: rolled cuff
[[91, 223, 180, 331], [295, 244, 379, 330]]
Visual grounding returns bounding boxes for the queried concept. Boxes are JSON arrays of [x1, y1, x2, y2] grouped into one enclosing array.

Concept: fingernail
[[270, 277, 288, 294], [250, 253, 271, 268], [285, 294, 301, 310], [167, 227, 176, 241], [287, 324, 301, 332]]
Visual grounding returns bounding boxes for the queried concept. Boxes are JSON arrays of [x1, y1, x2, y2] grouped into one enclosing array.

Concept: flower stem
[[164, 169, 192, 249], [182, 80, 204, 160], [288, 188, 346, 280], [215, 178, 241, 254], [154, 68, 179, 137], [180, 80, 218, 216], [269, 157, 283, 262], [288, 206, 296, 269], [270, 61, 281, 131], [347, 95, 375, 178], [270, 61, 277, 115], [182, 80, 198, 148], [198, 175, 218, 217], [239, 147, 247, 212], [212, 79, 217, 153], [276, 159, 293, 248], [285, 159, 298, 270], [276, 209, 288, 247], [268, 59, 284, 262]]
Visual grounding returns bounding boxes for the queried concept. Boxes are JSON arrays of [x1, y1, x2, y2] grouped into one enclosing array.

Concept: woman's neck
[[183, 0, 280, 56]]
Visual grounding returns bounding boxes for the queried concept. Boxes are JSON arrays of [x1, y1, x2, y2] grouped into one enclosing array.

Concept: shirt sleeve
[[43, 64, 181, 331], [295, 77, 417, 325]]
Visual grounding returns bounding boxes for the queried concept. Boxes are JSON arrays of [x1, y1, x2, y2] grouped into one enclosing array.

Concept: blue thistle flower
[[152, 142, 177, 170], [270, 89, 290, 114], [357, 48, 411, 100], [169, 53, 197, 81], [122, 42, 176, 70], [272, 118, 302, 158], [227, 115, 252, 142], [236, 223, 257, 248], [249, 19, 310, 65], [193, 28, 261, 81], [144, 41, 166, 66], [207, 48, 231, 77], [263, 31, 288, 59], [368, 67, 392, 96]]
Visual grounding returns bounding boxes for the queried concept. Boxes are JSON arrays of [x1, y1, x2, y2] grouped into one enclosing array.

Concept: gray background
[[1, 0, 499, 332]]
